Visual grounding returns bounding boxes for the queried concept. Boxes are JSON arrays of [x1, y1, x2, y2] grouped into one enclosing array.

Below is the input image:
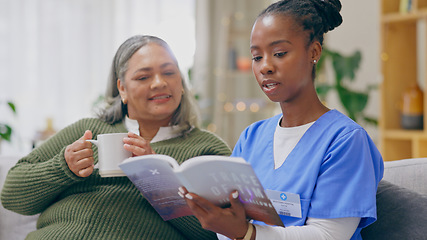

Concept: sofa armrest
[[0, 155, 38, 239]]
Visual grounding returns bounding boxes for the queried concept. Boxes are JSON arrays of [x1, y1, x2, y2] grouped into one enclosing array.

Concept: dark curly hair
[[258, 0, 343, 46]]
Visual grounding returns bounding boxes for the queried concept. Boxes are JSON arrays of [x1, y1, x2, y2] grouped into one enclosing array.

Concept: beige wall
[[323, 0, 381, 140]]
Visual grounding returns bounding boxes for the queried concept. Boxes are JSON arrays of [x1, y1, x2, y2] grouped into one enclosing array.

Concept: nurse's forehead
[[261, 15, 275, 26], [250, 39, 292, 50]]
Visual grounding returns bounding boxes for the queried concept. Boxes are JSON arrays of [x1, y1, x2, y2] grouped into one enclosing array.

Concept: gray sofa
[[0, 155, 38, 240], [1, 156, 427, 239], [361, 158, 427, 240]]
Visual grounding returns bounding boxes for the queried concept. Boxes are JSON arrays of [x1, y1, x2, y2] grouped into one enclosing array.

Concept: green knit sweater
[[1, 118, 231, 240]]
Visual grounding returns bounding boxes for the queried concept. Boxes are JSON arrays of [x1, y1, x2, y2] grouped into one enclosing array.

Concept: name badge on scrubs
[[266, 189, 302, 218]]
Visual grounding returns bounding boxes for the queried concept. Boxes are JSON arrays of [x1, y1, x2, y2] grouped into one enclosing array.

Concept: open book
[[119, 154, 283, 226]]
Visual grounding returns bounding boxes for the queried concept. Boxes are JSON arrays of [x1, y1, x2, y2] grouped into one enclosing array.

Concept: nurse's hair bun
[[257, 0, 343, 45], [312, 0, 343, 32]]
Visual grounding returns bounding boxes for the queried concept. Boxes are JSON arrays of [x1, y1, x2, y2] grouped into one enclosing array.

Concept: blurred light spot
[[207, 123, 217, 133], [236, 101, 246, 111], [250, 103, 260, 112], [224, 102, 234, 112]]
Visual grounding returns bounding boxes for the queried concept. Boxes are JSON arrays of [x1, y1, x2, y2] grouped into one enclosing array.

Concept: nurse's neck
[[280, 102, 329, 128]]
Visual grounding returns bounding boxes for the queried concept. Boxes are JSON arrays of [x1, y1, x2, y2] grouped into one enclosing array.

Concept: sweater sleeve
[[0, 118, 101, 215]]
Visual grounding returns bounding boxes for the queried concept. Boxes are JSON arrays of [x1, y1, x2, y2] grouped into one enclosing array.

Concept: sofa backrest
[[382, 158, 427, 195]]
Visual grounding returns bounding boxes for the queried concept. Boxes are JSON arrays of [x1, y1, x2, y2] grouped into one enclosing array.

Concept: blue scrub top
[[232, 110, 384, 239]]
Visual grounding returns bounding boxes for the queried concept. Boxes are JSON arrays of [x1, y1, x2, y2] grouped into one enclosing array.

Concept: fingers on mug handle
[[83, 130, 93, 140]]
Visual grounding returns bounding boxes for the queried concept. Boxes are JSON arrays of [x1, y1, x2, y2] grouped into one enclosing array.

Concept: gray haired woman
[[1, 35, 231, 240], [100, 35, 200, 134]]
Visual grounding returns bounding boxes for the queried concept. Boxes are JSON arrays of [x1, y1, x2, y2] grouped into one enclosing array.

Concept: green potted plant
[[316, 47, 377, 126], [0, 101, 17, 142]]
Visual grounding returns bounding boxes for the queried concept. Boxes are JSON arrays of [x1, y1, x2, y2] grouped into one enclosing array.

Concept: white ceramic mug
[[87, 133, 132, 177]]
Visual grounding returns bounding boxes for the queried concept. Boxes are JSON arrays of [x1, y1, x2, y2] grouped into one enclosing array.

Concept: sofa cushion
[[361, 180, 427, 240]]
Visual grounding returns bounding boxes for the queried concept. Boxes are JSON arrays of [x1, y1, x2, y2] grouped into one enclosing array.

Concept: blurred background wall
[[0, 0, 196, 154], [0, 0, 380, 155]]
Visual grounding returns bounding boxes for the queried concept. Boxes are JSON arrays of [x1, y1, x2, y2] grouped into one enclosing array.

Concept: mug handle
[[86, 139, 98, 146]]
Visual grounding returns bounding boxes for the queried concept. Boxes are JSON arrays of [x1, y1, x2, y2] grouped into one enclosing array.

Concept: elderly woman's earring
[[313, 59, 317, 64]]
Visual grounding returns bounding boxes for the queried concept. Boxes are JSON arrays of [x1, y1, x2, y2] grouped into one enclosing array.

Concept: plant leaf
[[315, 84, 333, 99], [7, 101, 16, 114], [362, 116, 378, 125], [0, 124, 12, 142], [336, 86, 368, 121], [330, 50, 362, 84], [317, 46, 377, 125]]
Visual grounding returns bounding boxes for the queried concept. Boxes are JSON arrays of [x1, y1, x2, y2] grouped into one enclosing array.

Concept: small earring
[[313, 59, 317, 64], [122, 98, 126, 104]]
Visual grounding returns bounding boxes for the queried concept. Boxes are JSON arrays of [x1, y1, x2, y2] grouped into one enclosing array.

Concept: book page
[[177, 156, 284, 226], [122, 154, 180, 168], [178, 155, 247, 170], [119, 156, 192, 220]]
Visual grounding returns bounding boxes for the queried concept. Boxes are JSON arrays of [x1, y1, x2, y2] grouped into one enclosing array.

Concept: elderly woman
[[1, 35, 231, 240]]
